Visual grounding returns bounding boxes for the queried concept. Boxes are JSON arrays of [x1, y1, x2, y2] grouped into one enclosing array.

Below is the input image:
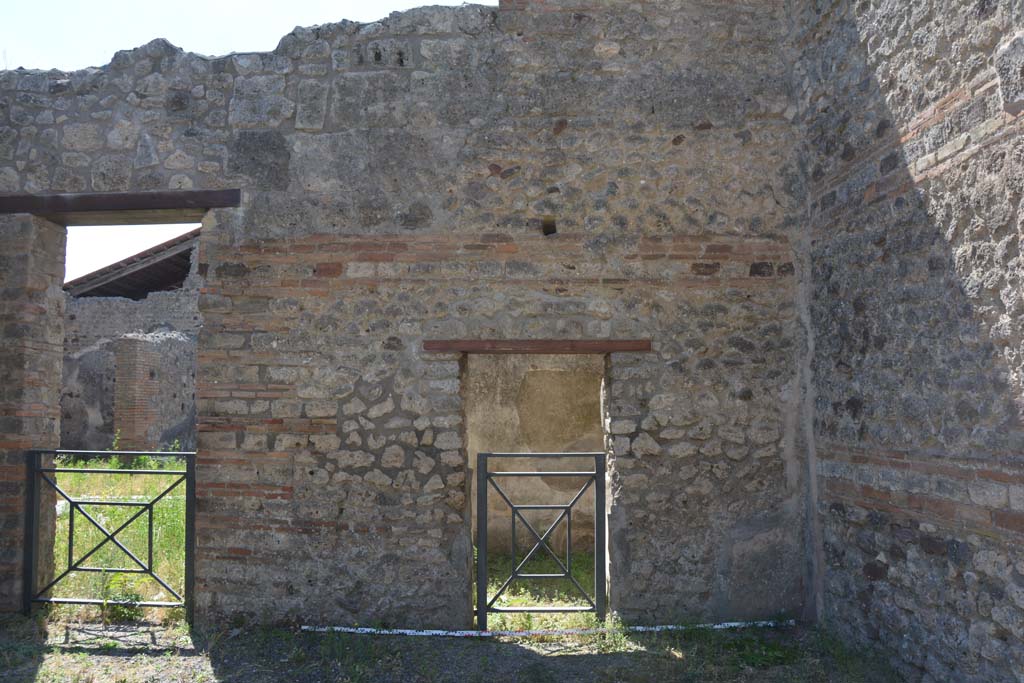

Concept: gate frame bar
[[22, 449, 196, 624], [476, 451, 607, 631]]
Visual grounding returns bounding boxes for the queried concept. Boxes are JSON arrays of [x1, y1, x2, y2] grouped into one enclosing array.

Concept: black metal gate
[[475, 452, 606, 631], [23, 449, 196, 622]]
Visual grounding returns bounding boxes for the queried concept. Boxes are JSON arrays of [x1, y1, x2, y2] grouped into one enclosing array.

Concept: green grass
[[476, 549, 817, 671], [0, 610, 900, 683], [46, 454, 187, 623], [479, 549, 603, 632]]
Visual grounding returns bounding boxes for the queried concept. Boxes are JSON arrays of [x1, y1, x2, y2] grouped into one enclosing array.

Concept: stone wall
[[4, 0, 1024, 674], [4, 0, 807, 630], [0, 215, 64, 610], [62, 286, 201, 451], [61, 335, 116, 452], [2, 0, 810, 626], [65, 285, 201, 352], [792, 0, 1024, 680]]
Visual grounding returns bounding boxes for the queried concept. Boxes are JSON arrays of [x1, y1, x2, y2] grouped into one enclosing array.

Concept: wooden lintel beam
[[42, 208, 209, 226], [0, 189, 241, 225], [422, 339, 653, 354]]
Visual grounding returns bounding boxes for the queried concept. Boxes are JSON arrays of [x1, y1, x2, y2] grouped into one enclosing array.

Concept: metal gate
[[23, 449, 196, 622], [475, 452, 606, 631]]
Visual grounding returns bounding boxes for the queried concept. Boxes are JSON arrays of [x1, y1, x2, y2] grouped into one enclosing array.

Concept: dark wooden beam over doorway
[[0, 189, 242, 225], [422, 339, 653, 354]]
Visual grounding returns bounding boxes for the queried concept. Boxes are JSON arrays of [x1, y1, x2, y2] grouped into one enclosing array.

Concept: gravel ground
[[0, 615, 900, 683]]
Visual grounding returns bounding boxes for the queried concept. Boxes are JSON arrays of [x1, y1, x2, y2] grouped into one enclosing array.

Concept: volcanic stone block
[[228, 130, 291, 190], [996, 33, 1024, 115]]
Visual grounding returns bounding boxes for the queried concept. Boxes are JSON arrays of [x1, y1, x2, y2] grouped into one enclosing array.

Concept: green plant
[[592, 613, 631, 653], [286, 644, 307, 665], [130, 454, 154, 469], [132, 452, 186, 470], [723, 632, 801, 669], [520, 661, 559, 683], [811, 628, 901, 679], [99, 572, 144, 623], [161, 607, 186, 626]]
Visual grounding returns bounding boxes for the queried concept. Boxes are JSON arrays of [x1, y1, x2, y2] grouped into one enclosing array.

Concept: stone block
[[996, 34, 1024, 115], [62, 123, 102, 152], [227, 130, 291, 190], [968, 481, 1009, 509], [1010, 485, 1024, 512], [228, 75, 294, 127], [295, 79, 328, 130]]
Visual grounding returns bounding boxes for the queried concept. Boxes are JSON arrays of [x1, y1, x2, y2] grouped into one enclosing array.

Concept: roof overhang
[[64, 227, 200, 299]]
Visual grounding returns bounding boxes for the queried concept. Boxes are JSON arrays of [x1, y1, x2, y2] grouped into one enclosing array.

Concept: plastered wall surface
[[464, 353, 604, 553]]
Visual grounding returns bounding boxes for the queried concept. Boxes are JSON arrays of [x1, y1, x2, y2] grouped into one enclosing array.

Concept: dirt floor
[[0, 614, 901, 683]]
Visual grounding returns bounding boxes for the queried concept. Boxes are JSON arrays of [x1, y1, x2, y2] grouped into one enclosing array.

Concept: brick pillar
[[114, 337, 160, 451], [0, 214, 65, 612]]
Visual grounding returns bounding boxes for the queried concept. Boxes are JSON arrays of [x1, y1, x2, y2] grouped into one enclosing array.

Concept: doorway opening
[[464, 354, 609, 630], [40, 220, 202, 622], [5, 188, 240, 624], [63, 222, 201, 453]]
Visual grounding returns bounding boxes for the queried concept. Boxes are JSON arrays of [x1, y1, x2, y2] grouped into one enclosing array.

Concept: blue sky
[[2, 1, 496, 71], [1, 0, 496, 281]]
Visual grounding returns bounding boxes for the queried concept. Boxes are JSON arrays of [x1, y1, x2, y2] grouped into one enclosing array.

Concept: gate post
[[22, 451, 39, 615], [476, 453, 488, 631], [595, 451, 606, 622], [185, 454, 196, 625]]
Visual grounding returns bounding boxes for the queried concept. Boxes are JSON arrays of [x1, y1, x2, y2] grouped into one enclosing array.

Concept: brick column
[[0, 214, 65, 612], [114, 337, 160, 451]]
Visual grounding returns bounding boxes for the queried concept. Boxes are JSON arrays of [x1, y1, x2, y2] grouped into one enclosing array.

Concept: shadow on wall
[[794, 1, 1024, 680], [61, 341, 117, 450], [61, 329, 199, 452]]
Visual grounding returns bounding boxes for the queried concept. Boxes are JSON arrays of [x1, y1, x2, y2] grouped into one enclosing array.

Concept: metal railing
[[476, 452, 606, 631], [23, 449, 196, 623]]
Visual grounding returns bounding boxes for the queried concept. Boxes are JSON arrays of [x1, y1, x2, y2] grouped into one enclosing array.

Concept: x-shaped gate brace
[[23, 450, 196, 621], [476, 452, 606, 632]]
